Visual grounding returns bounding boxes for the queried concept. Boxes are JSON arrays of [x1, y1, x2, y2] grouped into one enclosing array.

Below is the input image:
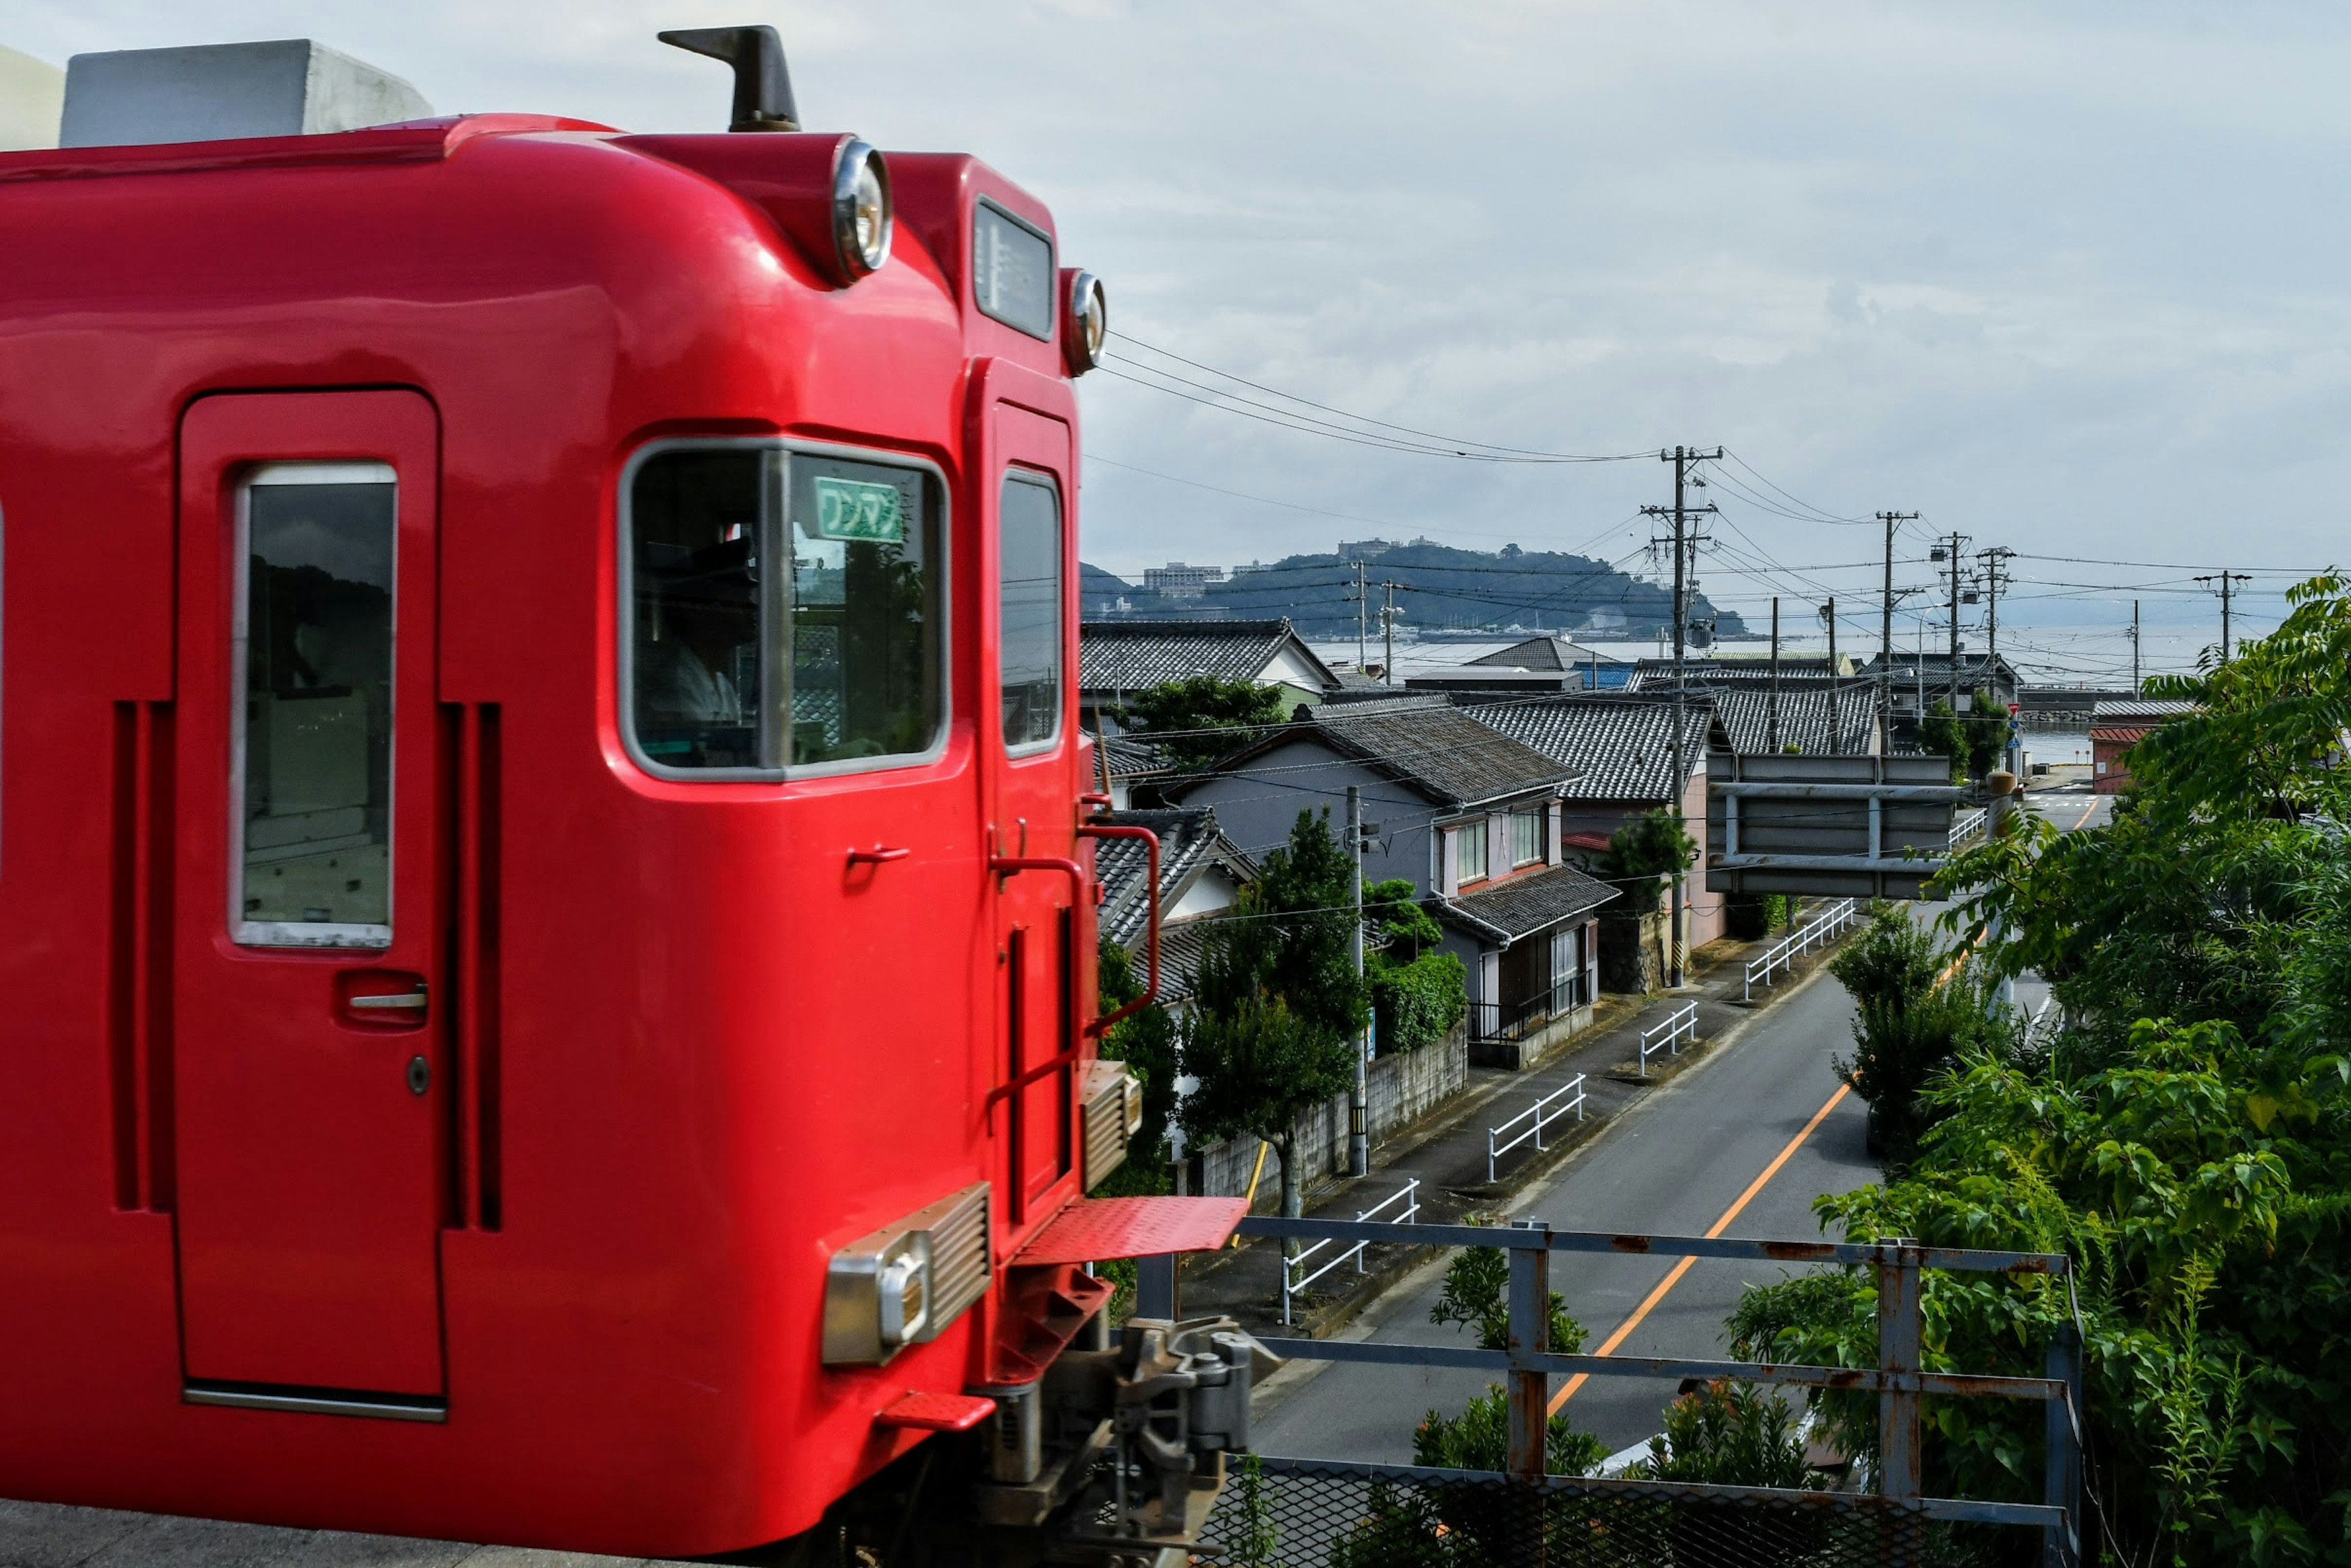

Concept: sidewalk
[[1176, 910, 1862, 1338]]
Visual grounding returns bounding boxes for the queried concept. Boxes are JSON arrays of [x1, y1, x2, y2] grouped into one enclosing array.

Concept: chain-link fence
[[1193, 1457, 2017, 1568]]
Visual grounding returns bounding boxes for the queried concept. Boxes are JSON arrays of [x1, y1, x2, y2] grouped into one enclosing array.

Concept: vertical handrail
[[1074, 823, 1160, 1035]]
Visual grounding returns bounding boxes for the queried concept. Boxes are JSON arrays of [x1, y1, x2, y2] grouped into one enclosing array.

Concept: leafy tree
[[1740, 574, 2351, 1566], [1429, 1240, 1585, 1354], [1364, 877, 1467, 1052], [1625, 1380, 1820, 1490], [1092, 939, 1178, 1196], [1180, 809, 1369, 1225], [1113, 675, 1288, 773], [1916, 686, 2010, 783], [1595, 807, 1697, 915], [1827, 905, 2014, 1160], [1412, 1384, 1609, 1477]]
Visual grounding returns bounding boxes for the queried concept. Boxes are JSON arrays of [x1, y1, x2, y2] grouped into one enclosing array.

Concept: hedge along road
[[1250, 784, 2113, 1461]]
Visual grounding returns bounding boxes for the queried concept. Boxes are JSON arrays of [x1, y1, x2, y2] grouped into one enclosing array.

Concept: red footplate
[[874, 1391, 997, 1433], [1009, 1196, 1249, 1266]]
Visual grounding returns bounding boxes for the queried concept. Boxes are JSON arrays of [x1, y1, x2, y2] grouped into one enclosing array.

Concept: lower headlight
[[833, 138, 892, 279]]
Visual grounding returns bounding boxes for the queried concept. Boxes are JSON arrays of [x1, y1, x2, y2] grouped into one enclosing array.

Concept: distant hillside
[[1081, 541, 1741, 639]]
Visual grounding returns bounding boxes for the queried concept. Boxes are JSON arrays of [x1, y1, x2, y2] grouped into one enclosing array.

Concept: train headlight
[[822, 1183, 989, 1367], [1062, 269, 1108, 375], [833, 139, 892, 279]]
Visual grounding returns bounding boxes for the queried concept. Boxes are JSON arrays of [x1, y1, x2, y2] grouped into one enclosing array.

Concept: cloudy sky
[[12, 1, 2347, 677]]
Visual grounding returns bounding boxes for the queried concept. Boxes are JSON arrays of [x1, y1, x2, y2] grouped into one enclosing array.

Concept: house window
[[1511, 808, 1546, 868], [1455, 821, 1488, 885]]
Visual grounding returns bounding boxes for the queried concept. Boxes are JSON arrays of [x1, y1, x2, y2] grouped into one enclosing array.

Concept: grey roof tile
[[1287, 697, 1581, 806], [1431, 862, 1619, 942], [1461, 694, 1716, 802], [1079, 618, 1335, 696], [1708, 683, 1880, 754]]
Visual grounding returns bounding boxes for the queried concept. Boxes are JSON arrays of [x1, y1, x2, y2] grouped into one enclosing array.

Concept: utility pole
[[1379, 580, 1404, 685], [1349, 560, 1369, 674], [1819, 598, 1838, 745], [1933, 531, 1971, 707], [2129, 599, 2141, 689], [1768, 597, 1780, 751], [1877, 512, 1918, 753], [2194, 571, 2252, 661], [1974, 547, 2014, 675], [1641, 444, 1720, 990], [1346, 784, 1369, 1177]]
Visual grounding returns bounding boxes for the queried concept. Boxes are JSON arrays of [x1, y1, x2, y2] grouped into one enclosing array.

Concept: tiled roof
[[1462, 694, 1718, 803], [1190, 696, 1579, 808], [1080, 618, 1336, 696], [2091, 699, 2199, 721], [1629, 656, 1844, 688], [1709, 684, 1880, 755], [1431, 863, 1619, 943], [1093, 808, 1247, 950], [1859, 651, 2022, 689], [1100, 733, 1171, 779]]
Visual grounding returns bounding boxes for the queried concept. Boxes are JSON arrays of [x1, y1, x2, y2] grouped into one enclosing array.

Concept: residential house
[[1167, 696, 1616, 1065], [2090, 699, 2199, 793], [1079, 618, 1339, 732], [1091, 806, 1257, 1004], [1707, 681, 1883, 755], [1629, 654, 1849, 689], [1462, 693, 1727, 980], [1858, 651, 2023, 734]]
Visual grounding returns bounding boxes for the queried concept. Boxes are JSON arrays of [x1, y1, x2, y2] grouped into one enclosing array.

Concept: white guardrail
[[1484, 1075, 1588, 1184], [1948, 806, 1988, 849], [1280, 1177, 1422, 1325], [1638, 1001, 1698, 1077], [1742, 897, 1859, 1002]]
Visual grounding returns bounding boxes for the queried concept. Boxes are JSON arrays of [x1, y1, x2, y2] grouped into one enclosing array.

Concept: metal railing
[[1743, 896, 1859, 1001], [1485, 1074, 1587, 1182], [1464, 973, 1587, 1047], [1278, 1178, 1422, 1326], [1196, 1217, 2083, 1563], [1638, 1000, 1698, 1076], [1949, 806, 1988, 848]]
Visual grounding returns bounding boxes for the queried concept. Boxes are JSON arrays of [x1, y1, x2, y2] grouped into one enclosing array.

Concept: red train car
[[0, 28, 1255, 1562]]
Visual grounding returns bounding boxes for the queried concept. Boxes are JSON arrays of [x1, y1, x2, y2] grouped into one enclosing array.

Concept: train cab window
[[998, 472, 1062, 751], [626, 444, 940, 778], [234, 463, 396, 947], [629, 449, 781, 772]]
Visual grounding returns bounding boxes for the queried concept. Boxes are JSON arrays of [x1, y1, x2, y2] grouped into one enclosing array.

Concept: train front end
[[0, 26, 1259, 1562]]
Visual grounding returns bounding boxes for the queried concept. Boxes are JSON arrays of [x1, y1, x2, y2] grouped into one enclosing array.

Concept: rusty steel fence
[[1142, 1217, 2082, 1567]]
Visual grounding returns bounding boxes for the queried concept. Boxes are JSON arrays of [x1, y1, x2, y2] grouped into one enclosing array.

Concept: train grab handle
[[1075, 823, 1159, 1036]]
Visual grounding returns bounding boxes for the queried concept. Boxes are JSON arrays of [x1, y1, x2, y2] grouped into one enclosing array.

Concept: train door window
[[233, 463, 396, 947], [999, 471, 1062, 752], [787, 453, 942, 767]]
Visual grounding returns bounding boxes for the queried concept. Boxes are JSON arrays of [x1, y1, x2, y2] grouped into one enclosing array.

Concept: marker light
[[1063, 269, 1108, 376], [833, 140, 892, 279]]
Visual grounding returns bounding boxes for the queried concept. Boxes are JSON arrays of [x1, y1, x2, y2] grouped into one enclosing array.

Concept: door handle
[[351, 987, 428, 1011], [340, 975, 429, 1024]]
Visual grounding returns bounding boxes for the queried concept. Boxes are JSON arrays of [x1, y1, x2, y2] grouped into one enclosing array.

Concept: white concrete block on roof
[[0, 45, 64, 150], [61, 39, 432, 149]]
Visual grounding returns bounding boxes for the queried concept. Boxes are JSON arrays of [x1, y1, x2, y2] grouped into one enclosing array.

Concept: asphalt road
[[1252, 782, 2114, 1465]]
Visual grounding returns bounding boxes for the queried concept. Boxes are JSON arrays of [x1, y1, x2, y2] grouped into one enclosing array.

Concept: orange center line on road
[[1549, 1081, 1851, 1412]]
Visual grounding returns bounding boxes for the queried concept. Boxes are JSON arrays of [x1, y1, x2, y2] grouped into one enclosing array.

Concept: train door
[[989, 402, 1078, 1229], [170, 391, 448, 1408]]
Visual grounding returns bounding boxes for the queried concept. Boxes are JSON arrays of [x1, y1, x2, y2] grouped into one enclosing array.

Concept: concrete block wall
[[1194, 1021, 1469, 1206]]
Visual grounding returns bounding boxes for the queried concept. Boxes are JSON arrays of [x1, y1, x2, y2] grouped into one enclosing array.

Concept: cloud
[[13, 0, 2346, 667]]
